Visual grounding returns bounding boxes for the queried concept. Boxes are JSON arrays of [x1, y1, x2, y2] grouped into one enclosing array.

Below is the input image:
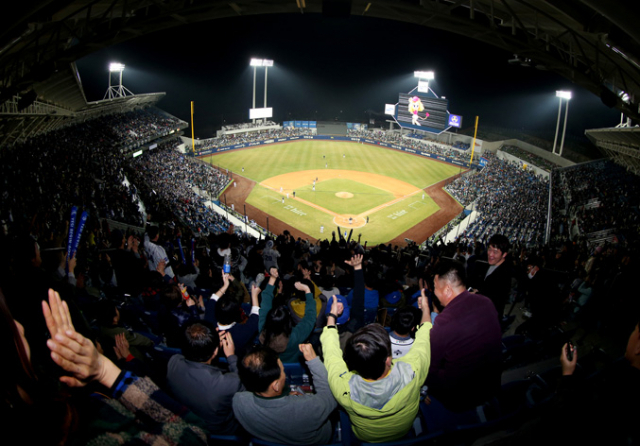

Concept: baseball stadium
[[1, 2, 639, 445]]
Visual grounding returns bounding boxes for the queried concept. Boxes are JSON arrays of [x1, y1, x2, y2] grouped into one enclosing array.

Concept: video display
[[397, 93, 449, 132]]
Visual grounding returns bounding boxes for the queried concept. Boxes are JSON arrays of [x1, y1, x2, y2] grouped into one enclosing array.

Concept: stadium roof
[[1, 0, 639, 151], [586, 127, 640, 175]]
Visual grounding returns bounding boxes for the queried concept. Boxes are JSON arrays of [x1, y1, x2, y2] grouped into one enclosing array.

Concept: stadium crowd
[[347, 128, 473, 163], [1, 110, 638, 445], [221, 120, 278, 132], [500, 144, 559, 172], [445, 152, 549, 245], [196, 127, 314, 150], [128, 139, 230, 235]]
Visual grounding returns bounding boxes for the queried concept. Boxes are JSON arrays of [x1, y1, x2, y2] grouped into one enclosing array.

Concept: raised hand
[[330, 295, 340, 316], [344, 254, 363, 270], [42, 288, 74, 340], [299, 343, 317, 362], [294, 281, 311, 294], [418, 288, 432, 324], [43, 289, 120, 388], [113, 333, 131, 360], [219, 330, 236, 357]]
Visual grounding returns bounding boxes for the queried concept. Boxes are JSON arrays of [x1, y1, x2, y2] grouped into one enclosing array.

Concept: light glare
[[414, 71, 434, 80], [556, 90, 572, 100], [250, 58, 274, 67], [109, 62, 125, 72]]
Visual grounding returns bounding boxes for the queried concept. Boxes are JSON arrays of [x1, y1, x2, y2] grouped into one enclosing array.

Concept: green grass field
[[206, 140, 459, 188], [205, 141, 460, 244], [296, 179, 394, 215]]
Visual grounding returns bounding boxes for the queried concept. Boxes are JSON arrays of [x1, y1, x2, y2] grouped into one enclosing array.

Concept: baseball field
[[203, 140, 464, 246]]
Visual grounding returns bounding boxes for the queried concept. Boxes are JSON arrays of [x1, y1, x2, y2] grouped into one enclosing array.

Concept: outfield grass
[[206, 140, 461, 189], [207, 141, 460, 244], [296, 178, 394, 215]]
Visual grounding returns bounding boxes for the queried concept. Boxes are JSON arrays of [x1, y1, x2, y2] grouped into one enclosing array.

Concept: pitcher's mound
[[336, 192, 354, 199]]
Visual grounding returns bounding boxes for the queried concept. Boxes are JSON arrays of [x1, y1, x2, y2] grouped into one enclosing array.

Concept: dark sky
[[76, 13, 621, 140]]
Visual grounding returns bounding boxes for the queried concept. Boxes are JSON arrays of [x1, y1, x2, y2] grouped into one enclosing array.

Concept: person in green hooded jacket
[[320, 290, 432, 443]]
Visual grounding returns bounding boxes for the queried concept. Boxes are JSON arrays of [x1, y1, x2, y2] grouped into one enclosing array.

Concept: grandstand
[[1, 2, 639, 445]]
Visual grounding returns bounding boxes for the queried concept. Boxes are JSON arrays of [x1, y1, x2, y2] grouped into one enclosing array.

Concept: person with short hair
[[320, 292, 431, 443], [166, 322, 244, 434], [144, 225, 175, 278], [259, 269, 316, 363], [204, 273, 260, 358], [427, 260, 502, 412], [470, 233, 512, 318], [389, 306, 422, 359], [232, 343, 337, 445]]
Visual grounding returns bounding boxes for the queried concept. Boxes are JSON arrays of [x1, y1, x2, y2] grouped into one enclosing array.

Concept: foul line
[[260, 182, 430, 220]]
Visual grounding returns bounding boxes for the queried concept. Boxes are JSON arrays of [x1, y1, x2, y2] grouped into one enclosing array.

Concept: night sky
[[76, 13, 621, 141]]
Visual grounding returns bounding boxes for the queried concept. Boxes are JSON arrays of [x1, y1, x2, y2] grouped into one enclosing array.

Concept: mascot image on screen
[[408, 96, 429, 126]]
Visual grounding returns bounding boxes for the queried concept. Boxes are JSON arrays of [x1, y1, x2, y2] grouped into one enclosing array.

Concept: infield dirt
[[220, 167, 464, 246]]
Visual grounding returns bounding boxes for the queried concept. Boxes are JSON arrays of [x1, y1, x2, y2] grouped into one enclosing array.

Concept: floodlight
[[109, 63, 125, 72], [414, 71, 434, 80], [553, 90, 572, 157], [249, 59, 275, 122], [104, 63, 132, 99]]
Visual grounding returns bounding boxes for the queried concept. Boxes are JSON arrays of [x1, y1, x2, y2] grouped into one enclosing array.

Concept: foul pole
[[191, 101, 195, 154], [470, 116, 479, 166]]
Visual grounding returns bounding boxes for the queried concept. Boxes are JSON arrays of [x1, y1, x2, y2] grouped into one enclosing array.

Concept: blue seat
[[282, 361, 309, 387], [362, 307, 379, 325], [340, 408, 445, 446], [208, 433, 247, 445], [251, 438, 342, 446]]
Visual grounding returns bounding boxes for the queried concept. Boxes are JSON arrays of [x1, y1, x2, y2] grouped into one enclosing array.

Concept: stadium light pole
[[250, 58, 274, 124], [263, 59, 273, 109], [250, 59, 261, 123], [104, 62, 133, 99], [414, 70, 434, 92], [552, 90, 571, 156]]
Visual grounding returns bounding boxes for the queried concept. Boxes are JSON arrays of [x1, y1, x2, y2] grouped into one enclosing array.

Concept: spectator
[[389, 306, 422, 359], [426, 260, 502, 412], [144, 226, 175, 278], [204, 275, 261, 358], [320, 293, 431, 442], [259, 269, 316, 363], [232, 343, 337, 445], [166, 322, 244, 434], [4, 288, 208, 445], [470, 234, 512, 319]]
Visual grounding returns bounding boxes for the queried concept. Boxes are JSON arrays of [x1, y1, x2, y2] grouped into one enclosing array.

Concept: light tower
[[552, 90, 572, 156], [414, 71, 434, 93], [104, 62, 134, 100], [249, 58, 274, 123]]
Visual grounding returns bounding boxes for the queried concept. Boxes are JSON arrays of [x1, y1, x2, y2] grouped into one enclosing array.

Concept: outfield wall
[[194, 135, 483, 170]]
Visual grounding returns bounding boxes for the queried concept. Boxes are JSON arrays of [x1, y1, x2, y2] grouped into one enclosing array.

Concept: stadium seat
[[208, 434, 248, 445], [339, 408, 445, 446]]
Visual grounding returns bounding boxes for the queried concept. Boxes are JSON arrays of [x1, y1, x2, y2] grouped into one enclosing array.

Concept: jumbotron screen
[[397, 93, 449, 131]]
